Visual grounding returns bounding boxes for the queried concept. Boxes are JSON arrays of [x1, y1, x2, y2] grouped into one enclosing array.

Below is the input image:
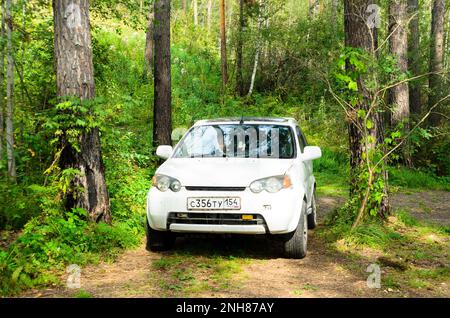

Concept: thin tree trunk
[[344, 0, 389, 219], [0, 0, 5, 164], [331, 0, 338, 29], [5, 0, 15, 182], [236, 0, 244, 96], [389, 0, 410, 125], [143, 5, 154, 79], [428, 0, 445, 126], [309, 0, 319, 18], [207, 0, 212, 31], [248, 0, 264, 97], [153, 0, 172, 147], [53, 0, 111, 223], [219, 0, 228, 87], [193, 0, 198, 26], [182, 0, 187, 15], [408, 0, 421, 115]]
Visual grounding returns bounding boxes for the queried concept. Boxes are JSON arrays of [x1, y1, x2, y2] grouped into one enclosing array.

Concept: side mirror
[[301, 146, 322, 161], [156, 145, 173, 159]]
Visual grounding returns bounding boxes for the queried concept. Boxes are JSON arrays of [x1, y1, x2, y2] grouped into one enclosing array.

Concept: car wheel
[[307, 192, 318, 229], [283, 202, 308, 259], [145, 217, 175, 252]]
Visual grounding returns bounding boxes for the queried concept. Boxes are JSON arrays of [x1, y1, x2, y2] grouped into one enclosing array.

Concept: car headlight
[[249, 175, 292, 193], [152, 174, 182, 192]]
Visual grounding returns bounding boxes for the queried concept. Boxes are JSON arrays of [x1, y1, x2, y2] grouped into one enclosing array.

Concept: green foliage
[[0, 206, 141, 295]]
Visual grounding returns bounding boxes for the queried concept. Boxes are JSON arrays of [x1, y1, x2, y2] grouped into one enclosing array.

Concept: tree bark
[[143, 5, 154, 79], [331, 0, 338, 31], [153, 0, 172, 147], [5, 0, 15, 182], [53, 0, 111, 223], [219, 0, 228, 87], [0, 0, 5, 164], [248, 0, 264, 97], [389, 0, 410, 126], [193, 0, 198, 26], [407, 0, 421, 115], [344, 0, 389, 218], [428, 0, 445, 126], [182, 0, 187, 15], [207, 0, 212, 31], [236, 0, 244, 96]]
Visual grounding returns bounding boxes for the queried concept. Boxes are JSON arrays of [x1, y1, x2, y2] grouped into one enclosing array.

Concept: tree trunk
[[389, 0, 410, 125], [182, 0, 187, 15], [0, 0, 5, 164], [219, 0, 228, 87], [53, 0, 111, 223], [389, 0, 410, 165], [248, 0, 264, 97], [331, 0, 338, 31], [309, 0, 320, 18], [236, 0, 244, 96], [408, 0, 421, 115], [193, 0, 198, 26], [428, 0, 445, 126], [143, 5, 154, 79], [207, 0, 212, 31], [344, 0, 389, 218], [5, 0, 15, 182], [153, 0, 172, 147]]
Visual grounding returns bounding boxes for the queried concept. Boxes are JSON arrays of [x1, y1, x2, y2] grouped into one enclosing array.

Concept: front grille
[[185, 186, 246, 192], [168, 213, 265, 226]]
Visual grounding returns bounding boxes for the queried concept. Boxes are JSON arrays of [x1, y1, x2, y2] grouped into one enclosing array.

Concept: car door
[[296, 126, 313, 203]]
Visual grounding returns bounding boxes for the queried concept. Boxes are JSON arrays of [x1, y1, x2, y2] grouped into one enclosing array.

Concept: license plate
[[187, 197, 241, 210]]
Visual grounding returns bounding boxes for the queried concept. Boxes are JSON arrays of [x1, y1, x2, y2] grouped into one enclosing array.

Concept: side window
[[296, 126, 305, 153]]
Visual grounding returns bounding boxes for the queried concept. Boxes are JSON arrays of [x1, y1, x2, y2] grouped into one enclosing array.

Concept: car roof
[[193, 117, 298, 126]]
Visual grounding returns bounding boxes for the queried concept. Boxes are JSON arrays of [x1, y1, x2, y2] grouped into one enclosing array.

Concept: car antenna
[[239, 114, 244, 125]]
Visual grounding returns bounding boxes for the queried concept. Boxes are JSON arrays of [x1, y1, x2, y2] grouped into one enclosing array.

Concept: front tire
[[307, 192, 318, 229], [145, 217, 175, 252], [283, 202, 308, 259]]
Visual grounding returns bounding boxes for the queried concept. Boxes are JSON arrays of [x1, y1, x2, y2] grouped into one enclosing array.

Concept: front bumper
[[146, 187, 303, 235]]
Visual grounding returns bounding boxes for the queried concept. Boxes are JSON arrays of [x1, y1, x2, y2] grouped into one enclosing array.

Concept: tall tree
[[207, 0, 212, 31], [331, 0, 338, 31], [53, 0, 111, 223], [248, 0, 264, 97], [153, 0, 172, 147], [193, 0, 198, 26], [5, 0, 15, 181], [144, 5, 154, 79], [408, 0, 421, 114], [0, 0, 5, 165], [344, 0, 389, 221], [236, 0, 244, 96], [219, 0, 228, 87], [182, 0, 187, 15], [389, 0, 410, 126], [428, 0, 445, 126]]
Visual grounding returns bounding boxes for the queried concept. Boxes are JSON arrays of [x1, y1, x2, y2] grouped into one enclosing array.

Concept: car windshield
[[173, 124, 295, 159]]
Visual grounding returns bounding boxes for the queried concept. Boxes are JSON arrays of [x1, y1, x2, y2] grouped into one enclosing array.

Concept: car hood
[[156, 158, 295, 187]]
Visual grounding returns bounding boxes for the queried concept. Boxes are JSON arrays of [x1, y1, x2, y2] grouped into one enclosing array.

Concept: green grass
[[74, 289, 93, 298], [388, 167, 449, 191], [319, 209, 449, 296]]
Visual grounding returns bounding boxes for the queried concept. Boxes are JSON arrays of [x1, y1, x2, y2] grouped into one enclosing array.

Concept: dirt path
[[20, 191, 449, 298]]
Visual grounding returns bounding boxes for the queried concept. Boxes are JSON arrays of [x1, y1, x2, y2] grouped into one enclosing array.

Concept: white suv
[[146, 117, 321, 258]]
